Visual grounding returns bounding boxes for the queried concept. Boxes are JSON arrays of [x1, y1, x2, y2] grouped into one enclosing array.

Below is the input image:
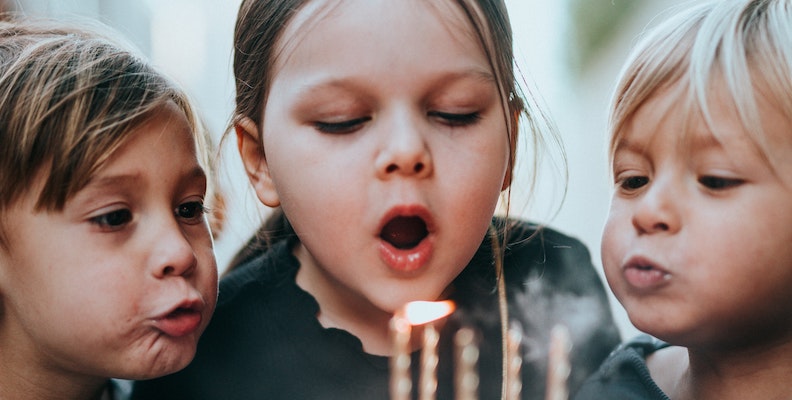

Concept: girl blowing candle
[[133, 0, 620, 398]]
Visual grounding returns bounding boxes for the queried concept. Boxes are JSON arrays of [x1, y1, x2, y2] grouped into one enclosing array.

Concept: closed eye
[[699, 176, 744, 190], [314, 116, 371, 134], [428, 111, 481, 127]]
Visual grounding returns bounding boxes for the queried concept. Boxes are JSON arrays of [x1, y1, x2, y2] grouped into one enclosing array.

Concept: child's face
[[0, 103, 218, 379], [241, 0, 509, 314], [601, 82, 792, 348]]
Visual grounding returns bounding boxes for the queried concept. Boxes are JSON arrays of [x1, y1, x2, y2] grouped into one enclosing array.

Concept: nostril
[[386, 164, 398, 173], [414, 163, 424, 173], [162, 266, 175, 275]]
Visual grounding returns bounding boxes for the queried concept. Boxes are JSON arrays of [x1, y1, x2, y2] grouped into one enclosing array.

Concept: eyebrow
[[293, 68, 497, 98], [85, 166, 207, 193], [86, 172, 145, 191]]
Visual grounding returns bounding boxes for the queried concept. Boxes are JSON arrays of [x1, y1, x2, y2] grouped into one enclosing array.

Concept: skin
[[0, 103, 218, 400], [601, 81, 792, 399], [237, 0, 510, 355]]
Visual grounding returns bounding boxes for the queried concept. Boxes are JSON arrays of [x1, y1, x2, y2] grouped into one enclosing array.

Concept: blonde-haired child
[[0, 18, 218, 400], [575, 0, 792, 399]]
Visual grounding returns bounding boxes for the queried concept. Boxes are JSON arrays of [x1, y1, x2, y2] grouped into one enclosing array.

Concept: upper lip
[[623, 255, 669, 274], [154, 297, 205, 320]]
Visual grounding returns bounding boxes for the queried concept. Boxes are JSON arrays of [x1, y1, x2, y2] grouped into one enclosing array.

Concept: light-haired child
[[0, 18, 218, 400], [575, 0, 792, 399], [133, 0, 621, 399]]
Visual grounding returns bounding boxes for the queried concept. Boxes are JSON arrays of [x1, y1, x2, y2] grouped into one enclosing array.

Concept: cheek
[[600, 211, 629, 283]]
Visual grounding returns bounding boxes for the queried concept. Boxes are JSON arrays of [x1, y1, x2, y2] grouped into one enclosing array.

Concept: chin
[[124, 348, 197, 380]]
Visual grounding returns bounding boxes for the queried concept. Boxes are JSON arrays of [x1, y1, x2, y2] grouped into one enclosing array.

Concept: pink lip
[[377, 205, 435, 273], [154, 299, 204, 338], [622, 255, 671, 290]]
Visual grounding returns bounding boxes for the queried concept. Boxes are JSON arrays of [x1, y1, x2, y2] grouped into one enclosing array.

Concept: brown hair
[[228, 0, 560, 255], [0, 17, 208, 243]]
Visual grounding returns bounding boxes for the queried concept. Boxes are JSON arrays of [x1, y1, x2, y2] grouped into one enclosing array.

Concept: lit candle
[[505, 324, 523, 400], [454, 327, 479, 400], [389, 313, 412, 400], [390, 301, 456, 400], [418, 323, 440, 400], [545, 324, 571, 400]]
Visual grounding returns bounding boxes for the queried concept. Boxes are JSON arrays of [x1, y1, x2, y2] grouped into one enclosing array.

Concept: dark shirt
[[573, 335, 670, 400], [133, 218, 620, 400]]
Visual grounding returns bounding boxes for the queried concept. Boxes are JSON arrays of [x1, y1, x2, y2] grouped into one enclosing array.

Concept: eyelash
[[176, 201, 208, 225], [428, 111, 482, 127], [313, 111, 482, 134], [615, 175, 744, 192], [698, 176, 744, 190], [89, 201, 207, 231], [90, 209, 133, 231], [314, 117, 371, 134], [617, 176, 648, 191]]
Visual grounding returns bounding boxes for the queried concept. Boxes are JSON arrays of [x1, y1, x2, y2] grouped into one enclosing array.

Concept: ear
[[236, 117, 281, 207]]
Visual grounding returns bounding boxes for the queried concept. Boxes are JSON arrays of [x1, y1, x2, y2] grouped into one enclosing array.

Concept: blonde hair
[[609, 0, 792, 163], [0, 18, 208, 216]]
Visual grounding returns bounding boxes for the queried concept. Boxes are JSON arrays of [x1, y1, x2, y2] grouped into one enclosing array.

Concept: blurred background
[[7, 0, 694, 340]]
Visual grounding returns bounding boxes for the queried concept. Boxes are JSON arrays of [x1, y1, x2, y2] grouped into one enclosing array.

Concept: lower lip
[[156, 309, 202, 337], [379, 237, 433, 272], [623, 266, 670, 289]]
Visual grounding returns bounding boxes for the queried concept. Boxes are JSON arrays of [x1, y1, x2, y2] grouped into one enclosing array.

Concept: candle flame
[[402, 300, 455, 325]]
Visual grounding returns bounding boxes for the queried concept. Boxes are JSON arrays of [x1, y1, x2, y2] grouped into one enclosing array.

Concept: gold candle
[[418, 323, 440, 400], [454, 327, 479, 400], [545, 324, 571, 400], [505, 324, 523, 400], [391, 300, 455, 400], [390, 314, 412, 400]]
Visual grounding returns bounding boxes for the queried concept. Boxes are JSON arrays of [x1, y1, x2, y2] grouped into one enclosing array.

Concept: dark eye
[[428, 111, 481, 127], [619, 176, 649, 191], [176, 201, 206, 224], [90, 209, 132, 230], [699, 176, 743, 190], [314, 117, 371, 134]]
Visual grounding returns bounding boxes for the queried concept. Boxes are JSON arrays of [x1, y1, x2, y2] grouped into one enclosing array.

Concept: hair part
[[610, 0, 792, 166]]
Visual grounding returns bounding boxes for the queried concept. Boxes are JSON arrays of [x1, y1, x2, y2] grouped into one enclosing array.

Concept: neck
[[669, 341, 792, 400], [0, 321, 107, 400], [293, 245, 394, 356]]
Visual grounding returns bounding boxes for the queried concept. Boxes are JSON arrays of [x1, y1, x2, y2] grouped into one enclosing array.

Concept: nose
[[150, 219, 198, 278], [631, 176, 681, 235], [375, 112, 433, 179]]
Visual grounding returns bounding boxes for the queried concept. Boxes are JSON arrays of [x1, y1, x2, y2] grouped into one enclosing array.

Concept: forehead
[[272, 0, 485, 77], [616, 79, 792, 170]]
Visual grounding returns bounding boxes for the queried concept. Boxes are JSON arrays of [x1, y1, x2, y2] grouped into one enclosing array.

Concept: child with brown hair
[[0, 18, 218, 400], [134, 1, 621, 398]]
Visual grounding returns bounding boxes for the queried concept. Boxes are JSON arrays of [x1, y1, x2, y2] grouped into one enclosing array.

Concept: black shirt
[[573, 335, 670, 400], [133, 218, 620, 400]]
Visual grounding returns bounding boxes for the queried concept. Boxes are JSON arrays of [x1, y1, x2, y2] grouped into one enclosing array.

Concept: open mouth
[[380, 216, 428, 249], [167, 307, 198, 319]]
